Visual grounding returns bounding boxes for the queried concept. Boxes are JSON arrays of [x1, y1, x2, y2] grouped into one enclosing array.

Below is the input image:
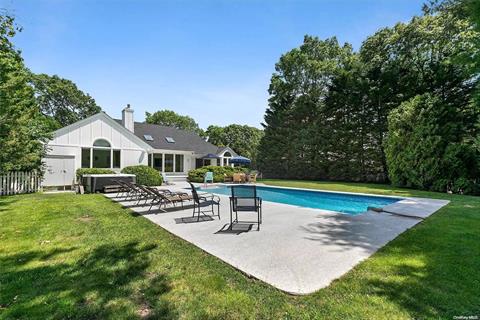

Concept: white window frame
[[81, 138, 121, 169], [149, 152, 186, 173]]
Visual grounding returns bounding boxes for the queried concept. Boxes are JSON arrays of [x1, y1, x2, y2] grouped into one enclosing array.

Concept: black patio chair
[[229, 185, 262, 230], [188, 182, 220, 221]]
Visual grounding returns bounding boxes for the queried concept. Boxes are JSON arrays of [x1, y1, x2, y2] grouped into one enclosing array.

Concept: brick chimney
[[122, 104, 134, 132]]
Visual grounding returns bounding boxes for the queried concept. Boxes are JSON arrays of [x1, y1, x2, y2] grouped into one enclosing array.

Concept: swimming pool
[[199, 185, 402, 215]]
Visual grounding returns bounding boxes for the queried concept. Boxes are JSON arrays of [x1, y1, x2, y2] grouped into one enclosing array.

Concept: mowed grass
[[0, 181, 479, 319]]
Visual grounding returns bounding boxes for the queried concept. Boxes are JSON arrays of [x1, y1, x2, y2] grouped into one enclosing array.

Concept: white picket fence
[[0, 171, 41, 196]]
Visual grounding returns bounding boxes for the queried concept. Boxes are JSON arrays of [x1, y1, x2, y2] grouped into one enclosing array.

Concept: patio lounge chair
[[229, 185, 262, 230], [224, 174, 233, 183], [112, 180, 131, 198], [117, 181, 143, 201], [114, 182, 168, 210], [154, 187, 186, 197], [146, 186, 192, 210], [132, 185, 191, 210], [135, 184, 162, 205], [246, 173, 257, 183], [120, 181, 153, 203], [232, 173, 246, 183], [188, 182, 220, 221]]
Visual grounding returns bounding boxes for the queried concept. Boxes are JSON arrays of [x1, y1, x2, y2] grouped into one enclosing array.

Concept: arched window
[[223, 151, 232, 166], [81, 139, 120, 169], [93, 139, 111, 148]]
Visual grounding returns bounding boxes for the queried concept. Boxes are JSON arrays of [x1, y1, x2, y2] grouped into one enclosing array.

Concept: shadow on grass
[[365, 262, 437, 317], [0, 195, 18, 212], [359, 245, 479, 318], [0, 241, 176, 319]]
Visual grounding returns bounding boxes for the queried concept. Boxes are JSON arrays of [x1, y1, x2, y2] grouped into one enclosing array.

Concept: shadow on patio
[[300, 212, 413, 252], [215, 223, 253, 235]]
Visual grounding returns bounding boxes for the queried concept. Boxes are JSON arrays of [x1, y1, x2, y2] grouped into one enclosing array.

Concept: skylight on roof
[[143, 135, 154, 141], [165, 137, 175, 143]]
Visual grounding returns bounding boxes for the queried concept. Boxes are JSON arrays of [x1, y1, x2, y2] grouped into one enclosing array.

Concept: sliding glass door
[[175, 154, 184, 172], [164, 154, 174, 172], [149, 153, 185, 173]]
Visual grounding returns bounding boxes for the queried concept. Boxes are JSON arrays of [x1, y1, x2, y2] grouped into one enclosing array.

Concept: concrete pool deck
[[104, 183, 449, 295]]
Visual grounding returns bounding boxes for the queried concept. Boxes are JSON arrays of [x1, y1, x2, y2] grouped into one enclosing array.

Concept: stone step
[[165, 175, 188, 182]]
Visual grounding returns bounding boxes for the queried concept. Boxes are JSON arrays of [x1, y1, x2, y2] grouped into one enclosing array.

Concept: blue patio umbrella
[[229, 156, 251, 165]]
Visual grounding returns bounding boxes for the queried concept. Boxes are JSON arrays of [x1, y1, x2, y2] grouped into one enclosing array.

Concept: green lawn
[[0, 180, 479, 319]]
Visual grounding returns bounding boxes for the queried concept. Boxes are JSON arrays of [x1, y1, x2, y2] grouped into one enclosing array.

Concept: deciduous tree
[[206, 124, 263, 167], [145, 109, 204, 136], [32, 74, 101, 130], [0, 13, 50, 172]]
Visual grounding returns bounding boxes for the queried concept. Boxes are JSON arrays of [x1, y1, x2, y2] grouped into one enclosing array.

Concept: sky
[[1, 0, 425, 129]]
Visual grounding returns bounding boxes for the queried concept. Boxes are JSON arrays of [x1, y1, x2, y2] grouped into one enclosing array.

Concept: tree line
[[258, 0, 480, 194]]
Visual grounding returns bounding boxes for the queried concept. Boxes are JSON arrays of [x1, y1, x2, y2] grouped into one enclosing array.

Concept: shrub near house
[[188, 166, 248, 183], [121, 165, 162, 186]]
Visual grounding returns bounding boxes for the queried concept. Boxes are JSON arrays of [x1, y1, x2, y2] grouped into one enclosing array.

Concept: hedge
[[385, 94, 480, 195], [121, 165, 162, 186], [188, 166, 248, 183], [76, 168, 115, 180]]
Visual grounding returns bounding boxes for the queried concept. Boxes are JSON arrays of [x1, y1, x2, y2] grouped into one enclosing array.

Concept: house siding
[[42, 112, 230, 186], [50, 118, 145, 151], [45, 117, 148, 181]]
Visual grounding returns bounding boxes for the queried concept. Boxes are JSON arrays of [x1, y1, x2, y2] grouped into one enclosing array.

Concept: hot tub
[[81, 174, 136, 193]]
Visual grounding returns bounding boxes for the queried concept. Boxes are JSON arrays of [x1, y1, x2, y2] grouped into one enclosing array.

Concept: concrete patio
[[104, 183, 449, 295]]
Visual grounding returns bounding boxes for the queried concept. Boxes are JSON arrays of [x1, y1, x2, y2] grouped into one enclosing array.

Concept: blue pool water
[[199, 185, 401, 215]]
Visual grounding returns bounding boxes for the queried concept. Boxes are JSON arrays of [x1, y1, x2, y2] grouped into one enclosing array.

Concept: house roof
[[114, 120, 235, 155], [216, 146, 236, 156]]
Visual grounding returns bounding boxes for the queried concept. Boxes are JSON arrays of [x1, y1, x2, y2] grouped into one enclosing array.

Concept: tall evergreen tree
[[259, 36, 372, 180]]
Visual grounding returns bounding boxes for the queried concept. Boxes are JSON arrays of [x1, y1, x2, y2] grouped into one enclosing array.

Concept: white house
[[42, 105, 237, 188]]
